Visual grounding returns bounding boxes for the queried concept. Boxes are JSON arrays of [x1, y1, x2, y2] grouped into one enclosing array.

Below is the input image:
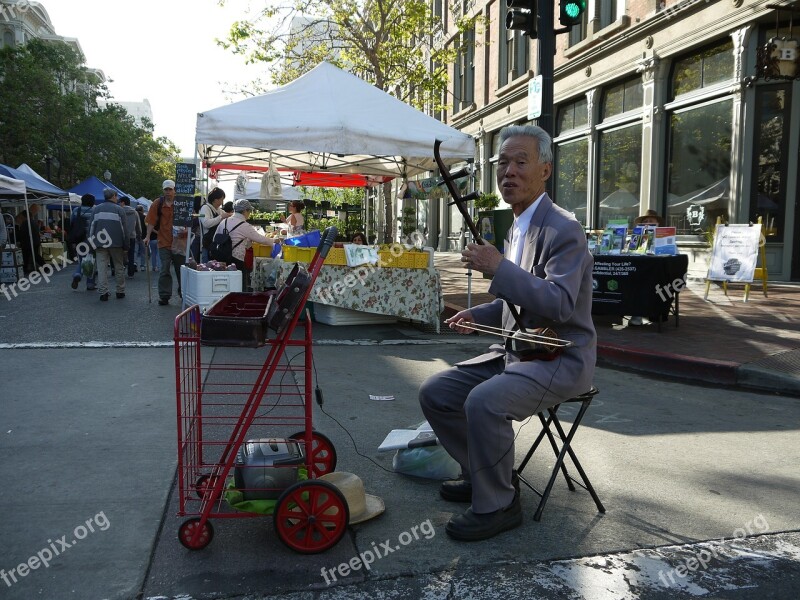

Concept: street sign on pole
[[528, 74, 543, 120]]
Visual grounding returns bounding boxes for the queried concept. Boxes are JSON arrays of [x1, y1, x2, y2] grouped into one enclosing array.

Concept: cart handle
[[317, 226, 338, 259]]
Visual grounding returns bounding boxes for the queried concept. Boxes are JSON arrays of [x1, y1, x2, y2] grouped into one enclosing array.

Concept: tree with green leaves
[[0, 39, 180, 198], [218, 0, 478, 241]]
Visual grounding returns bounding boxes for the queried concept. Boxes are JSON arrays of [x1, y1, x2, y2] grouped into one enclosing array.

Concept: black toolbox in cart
[[200, 291, 278, 347]]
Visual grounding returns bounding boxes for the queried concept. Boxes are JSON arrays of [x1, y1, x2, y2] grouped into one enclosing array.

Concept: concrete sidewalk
[[435, 252, 800, 395]]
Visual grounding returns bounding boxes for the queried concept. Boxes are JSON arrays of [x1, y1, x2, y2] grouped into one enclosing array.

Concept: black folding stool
[[516, 386, 606, 521]]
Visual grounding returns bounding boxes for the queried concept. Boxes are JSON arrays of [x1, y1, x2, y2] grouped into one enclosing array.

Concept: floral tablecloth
[[252, 258, 443, 331]]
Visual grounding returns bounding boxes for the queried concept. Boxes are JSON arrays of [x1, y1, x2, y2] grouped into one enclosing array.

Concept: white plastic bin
[[181, 265, 243, 311]]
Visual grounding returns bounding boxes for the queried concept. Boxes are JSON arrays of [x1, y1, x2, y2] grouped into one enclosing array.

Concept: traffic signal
[[506, 0, 536, 39], [559, 0, 587, 28]]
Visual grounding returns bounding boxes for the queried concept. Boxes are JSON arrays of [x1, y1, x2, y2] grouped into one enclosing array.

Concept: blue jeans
[[149, 239, 161, 269], [135, 239, 146, 268], [73, 254, 96, 289]]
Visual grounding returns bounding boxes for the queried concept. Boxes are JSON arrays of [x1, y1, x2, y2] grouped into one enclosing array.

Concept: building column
[[637, 51, 669, 214], [729, 25, 754, 221], [585, 88, 599, 227]]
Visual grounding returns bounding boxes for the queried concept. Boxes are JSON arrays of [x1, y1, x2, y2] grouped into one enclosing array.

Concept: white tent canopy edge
[[195, 61, 475, 179]]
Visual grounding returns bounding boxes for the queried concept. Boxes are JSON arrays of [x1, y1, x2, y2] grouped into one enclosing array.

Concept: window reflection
[[598, 125, 642, 228], [750, 85, 790, 241], [555, 138, 589, 225], [666, 99, 732, 233], [671, 39, 734, 99]]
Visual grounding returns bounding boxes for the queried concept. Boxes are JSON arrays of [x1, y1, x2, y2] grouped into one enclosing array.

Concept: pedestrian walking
[[135, 205, 147, 271], [69, 194, 97, 291], [143, 179, 184, 306], [119, 196, 142, 278], [91, 189, 129, 301]]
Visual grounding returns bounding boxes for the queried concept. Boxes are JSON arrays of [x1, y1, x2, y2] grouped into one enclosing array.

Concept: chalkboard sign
[[175, 163, 196, 195], [173, 195, 194, 227]]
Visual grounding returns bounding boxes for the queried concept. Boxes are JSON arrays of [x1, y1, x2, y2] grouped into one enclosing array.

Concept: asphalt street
[[0, 266, 798, 599]]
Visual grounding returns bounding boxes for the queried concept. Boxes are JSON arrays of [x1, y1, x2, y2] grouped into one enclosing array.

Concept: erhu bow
[[433, 139, 571, 360]]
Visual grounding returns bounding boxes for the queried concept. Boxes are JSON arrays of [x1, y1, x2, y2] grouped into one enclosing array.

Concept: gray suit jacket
[[460, 194, 596, 400]]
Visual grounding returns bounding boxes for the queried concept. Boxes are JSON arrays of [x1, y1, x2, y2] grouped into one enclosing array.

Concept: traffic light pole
[[537, 0, 555, 194]]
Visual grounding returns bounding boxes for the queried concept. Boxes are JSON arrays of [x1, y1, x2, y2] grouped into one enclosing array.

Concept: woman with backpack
[[211, 200, 276, 290], [199, 188, 232, 263]]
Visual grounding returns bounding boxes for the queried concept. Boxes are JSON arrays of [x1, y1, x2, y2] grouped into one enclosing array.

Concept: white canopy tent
[[0, 175, 38, 266], [196, 61, 475, 179]]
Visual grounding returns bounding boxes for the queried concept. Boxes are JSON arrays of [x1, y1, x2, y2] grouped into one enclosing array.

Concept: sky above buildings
[[44, 0, 266, 157]]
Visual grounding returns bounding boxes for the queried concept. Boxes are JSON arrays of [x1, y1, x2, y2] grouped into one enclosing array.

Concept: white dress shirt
[[507, 194, 544, 265]]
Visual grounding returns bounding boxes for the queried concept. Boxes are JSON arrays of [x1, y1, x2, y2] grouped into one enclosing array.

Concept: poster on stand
[[707, 223, 761, 282]]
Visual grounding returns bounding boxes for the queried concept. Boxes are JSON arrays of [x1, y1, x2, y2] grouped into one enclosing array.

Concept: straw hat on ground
[[320, 472, 385, 524]]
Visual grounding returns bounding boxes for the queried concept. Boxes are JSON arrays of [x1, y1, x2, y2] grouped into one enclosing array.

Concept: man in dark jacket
[[118, 196, 141, 277], [91, 189, 129, 301]]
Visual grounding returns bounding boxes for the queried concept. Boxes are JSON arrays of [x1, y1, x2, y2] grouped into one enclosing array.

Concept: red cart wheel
[[178, 518, 214, 550], [289, 431, 337, 477], [274, 480, 349, 554]]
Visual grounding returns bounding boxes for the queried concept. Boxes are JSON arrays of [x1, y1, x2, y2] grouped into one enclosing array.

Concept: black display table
[[591, 254, 689, 331]]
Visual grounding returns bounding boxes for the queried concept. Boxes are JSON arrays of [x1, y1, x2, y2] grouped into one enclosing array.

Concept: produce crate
[[252, 243, 273, 258], [378, 250, 428, 269], [283, 245, 427, 268], [325, 247, 347, 265], [282, 246, 316, 263]]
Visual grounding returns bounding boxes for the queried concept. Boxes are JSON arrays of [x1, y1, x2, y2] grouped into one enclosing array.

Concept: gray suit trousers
[[419, 356, 566, 513]]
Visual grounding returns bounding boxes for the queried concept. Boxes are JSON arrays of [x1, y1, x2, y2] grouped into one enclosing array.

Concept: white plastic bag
[[392, 445, 460, 480]]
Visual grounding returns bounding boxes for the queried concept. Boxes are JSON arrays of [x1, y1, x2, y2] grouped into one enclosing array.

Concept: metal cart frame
[[173, 227, 347, 553]]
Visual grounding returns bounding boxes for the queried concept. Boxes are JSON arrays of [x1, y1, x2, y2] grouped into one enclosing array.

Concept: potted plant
[[474, 192, 500, 211]]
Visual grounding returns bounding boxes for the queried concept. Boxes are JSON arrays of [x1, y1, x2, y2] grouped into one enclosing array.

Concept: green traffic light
[[565, 3, 580, 18]]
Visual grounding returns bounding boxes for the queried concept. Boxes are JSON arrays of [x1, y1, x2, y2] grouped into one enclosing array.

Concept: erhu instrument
[[433, 140, 572, 360]]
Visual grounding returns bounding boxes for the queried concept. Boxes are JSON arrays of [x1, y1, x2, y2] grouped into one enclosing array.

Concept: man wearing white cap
[[143, 179, 184, 305]]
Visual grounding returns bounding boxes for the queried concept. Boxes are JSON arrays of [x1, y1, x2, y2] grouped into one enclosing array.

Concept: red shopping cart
[[173, 227, 348, 554]]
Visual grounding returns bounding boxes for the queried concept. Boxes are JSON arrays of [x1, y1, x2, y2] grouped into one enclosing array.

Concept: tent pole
[[24, 195, 37, 273]]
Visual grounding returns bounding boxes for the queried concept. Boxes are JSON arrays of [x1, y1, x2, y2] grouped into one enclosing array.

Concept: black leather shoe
[[158, 298, 169, 306], [440, 479, 472, 502], [445, 494, 522, 541], [116, 292, 125, 299], [71, 277, 79, 290], [99, 293, 109, 301]]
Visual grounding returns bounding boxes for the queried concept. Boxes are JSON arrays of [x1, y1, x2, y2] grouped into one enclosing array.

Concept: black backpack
[[209, 219, 245, 263], [67, 208, 89, 245]]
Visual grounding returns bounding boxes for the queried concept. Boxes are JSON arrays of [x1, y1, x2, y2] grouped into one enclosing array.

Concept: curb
[[597, 342, 739, 386]]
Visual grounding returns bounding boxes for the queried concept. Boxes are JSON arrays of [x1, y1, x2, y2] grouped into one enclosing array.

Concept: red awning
[[206, 163, 393, 188], [291, 172, 393, 188]]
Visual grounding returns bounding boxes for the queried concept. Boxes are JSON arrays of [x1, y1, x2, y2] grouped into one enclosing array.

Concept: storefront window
[[499, 3, 529, 86], [602, 77, 643, 120], [666, 98, 732, 233], [556, 96, 588, 135], [597, 124, 642, 228], [453, 27, 475, 113], [671, 39, 734, 99], [749, 85, 791, 242], [554, 138, 589, 225]]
